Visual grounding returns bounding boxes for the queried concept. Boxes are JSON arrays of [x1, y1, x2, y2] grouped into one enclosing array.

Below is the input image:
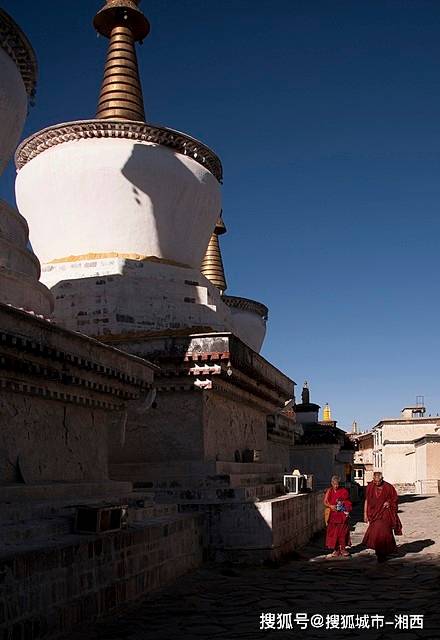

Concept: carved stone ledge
[[15, 119, 223, 182], [0, 9, 37, 99], [222, 295, 269, 320]]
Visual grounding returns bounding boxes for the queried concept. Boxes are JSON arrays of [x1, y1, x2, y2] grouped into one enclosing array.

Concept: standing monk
[[363, 471, 402, 562], [323, 475, 352, 558]]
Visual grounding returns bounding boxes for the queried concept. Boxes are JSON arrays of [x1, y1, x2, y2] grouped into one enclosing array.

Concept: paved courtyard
[[65, 494, 440, 640]]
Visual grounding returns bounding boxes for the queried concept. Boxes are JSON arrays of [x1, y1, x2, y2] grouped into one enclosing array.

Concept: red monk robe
[[362, 480, 402, 560], [324, 487, 352, 554]]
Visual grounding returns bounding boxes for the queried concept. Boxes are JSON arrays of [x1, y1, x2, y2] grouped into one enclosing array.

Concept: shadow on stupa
[[121, 142, 217, 264]]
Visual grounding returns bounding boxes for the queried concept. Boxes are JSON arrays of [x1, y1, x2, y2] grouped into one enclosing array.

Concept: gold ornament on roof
[[322, 403, 332, 422]]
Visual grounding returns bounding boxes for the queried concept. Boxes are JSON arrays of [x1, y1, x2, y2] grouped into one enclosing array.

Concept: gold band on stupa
[[94, 0, 149, 121]]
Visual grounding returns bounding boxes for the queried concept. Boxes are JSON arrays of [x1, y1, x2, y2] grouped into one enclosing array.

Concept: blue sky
[[2, 0, 440, 429]]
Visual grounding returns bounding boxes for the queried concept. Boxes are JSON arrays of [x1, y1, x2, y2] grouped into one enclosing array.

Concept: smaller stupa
[[0, 8, 53, 316]]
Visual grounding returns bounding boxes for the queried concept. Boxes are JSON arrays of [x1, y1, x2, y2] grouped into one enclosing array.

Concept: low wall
[[191, 490, 326, 564], [0, 513, 204, 639], [394, 483, 416, 495], [415, 479, 440, 495]]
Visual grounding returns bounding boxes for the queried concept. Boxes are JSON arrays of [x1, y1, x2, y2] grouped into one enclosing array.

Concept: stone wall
[[198, 490, 326, 564], [0, 303, 155, 486], [0, 513, 204, 640], [0, 392, 109, 484], [202, 390, 268, 462], [109, 390, 204, 464]]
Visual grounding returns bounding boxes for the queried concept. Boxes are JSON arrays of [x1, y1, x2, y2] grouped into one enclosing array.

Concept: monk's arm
[[323, 489, 336, 510], [364, 498, 368, 523]]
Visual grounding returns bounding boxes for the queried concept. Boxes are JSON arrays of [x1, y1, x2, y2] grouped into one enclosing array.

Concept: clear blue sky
[[2, 0, 440, 430]]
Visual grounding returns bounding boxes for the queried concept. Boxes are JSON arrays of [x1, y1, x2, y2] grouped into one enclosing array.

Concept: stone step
[[0, 481, 133, 504], [110, 461, 284, 484], [0, 510, 202, 558], [126, 472, 281, 491], [134, 482, 284, 504], [0, 494, 131, 525], [215, 461, 283, 475], [0, 516, 73, 546], [0, 490, 176, 525], [0, 500, 180, 549], [126, 502, 178, 523]]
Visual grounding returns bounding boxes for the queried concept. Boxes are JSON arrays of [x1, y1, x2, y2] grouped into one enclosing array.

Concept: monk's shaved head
[[373, 471, 383, 485]]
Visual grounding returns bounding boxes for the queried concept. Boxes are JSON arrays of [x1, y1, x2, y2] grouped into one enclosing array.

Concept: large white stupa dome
[[16, 121, 222, 269], [15, 0, 222, 271]]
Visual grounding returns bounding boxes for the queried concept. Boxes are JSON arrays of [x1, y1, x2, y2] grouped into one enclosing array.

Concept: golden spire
[[201, 215, 227, 294], [94, 0, 150, 121], [322, 403, 332, 422]]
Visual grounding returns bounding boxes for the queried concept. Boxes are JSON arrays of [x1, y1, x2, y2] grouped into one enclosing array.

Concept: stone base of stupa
[[0, 303, 204, 639], [105, 331, 324, 563], [42, 255, 233, 333], [41, 256, 267, 352]]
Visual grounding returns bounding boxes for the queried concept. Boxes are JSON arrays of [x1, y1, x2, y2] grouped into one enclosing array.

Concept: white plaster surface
[[16, 137, 221, 268], [0, 47, 27, 176], [44, 258, 234, 337], [226, 306, 266, 352]]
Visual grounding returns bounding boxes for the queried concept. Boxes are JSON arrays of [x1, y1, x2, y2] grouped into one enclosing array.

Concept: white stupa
[[0, 8, 53, 316], [14, 0, 240, 341]]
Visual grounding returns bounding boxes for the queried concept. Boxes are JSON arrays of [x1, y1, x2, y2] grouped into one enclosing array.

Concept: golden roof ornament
[[94, 0, 150, 121], [322, 403, 332, 422], [201, 215, 227, 294]]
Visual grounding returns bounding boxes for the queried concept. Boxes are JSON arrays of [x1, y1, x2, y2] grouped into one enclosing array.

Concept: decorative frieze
[[15, 119, 223, 182], [223, 295, 269, 320], [0, 8, 37, 99]]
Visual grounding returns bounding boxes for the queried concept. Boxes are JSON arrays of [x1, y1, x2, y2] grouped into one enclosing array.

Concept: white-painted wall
[[227, 306, 267, 353]]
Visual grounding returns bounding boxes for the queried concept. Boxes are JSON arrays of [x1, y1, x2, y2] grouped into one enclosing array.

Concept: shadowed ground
[[64, 495, 440, 640]]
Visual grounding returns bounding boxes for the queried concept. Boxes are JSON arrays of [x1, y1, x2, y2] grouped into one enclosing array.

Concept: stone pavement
[[64, 494, 440, 640]]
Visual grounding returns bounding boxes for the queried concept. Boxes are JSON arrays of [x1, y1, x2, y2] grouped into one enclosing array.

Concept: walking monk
[[363, 471, 402, 562], [323, 475, 352, 558]]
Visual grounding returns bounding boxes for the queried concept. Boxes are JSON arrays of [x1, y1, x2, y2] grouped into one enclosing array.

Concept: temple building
[[289, 382, 354, 488], [372, 403, 440, 494], [349, 429, 374, 488]]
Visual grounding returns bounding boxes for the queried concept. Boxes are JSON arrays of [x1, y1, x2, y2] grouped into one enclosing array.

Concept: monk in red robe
[[323, 475, 352, 558], [363, 472, 402, 562]]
